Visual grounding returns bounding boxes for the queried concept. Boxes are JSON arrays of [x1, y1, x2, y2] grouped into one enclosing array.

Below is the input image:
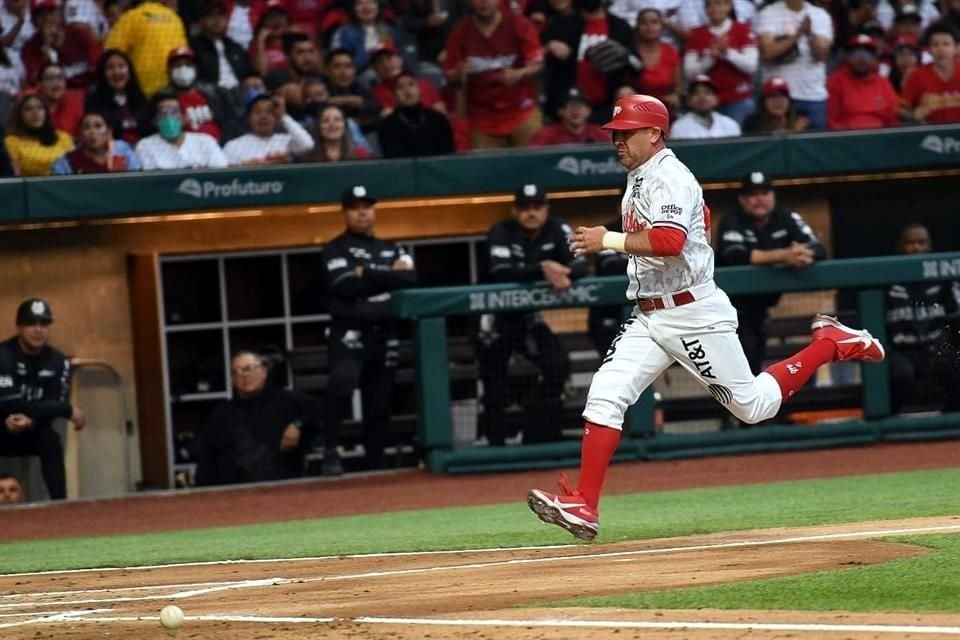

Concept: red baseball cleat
[[527, 474, 599, 542], [811, 314, 886, 363]]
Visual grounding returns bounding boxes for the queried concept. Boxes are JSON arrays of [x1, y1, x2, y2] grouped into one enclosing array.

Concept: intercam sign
[[177, 178, 285, 199], [469, 284, 603, 311]]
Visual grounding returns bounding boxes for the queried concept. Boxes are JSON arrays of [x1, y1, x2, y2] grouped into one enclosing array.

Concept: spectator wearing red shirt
[[36, 61, 83, 135], [627, 8, 681, 113], [827, 34, 899, 130], [368, 45, 444, 115], [20, 0, 100, 89], [742, 76, 810, 134], [165, 46, 224, 141], [529, 87, 609, 144], [443, 0, 544, 149], [888, 34, 921, 92], [540, 0, 633, 122], [683, 0, 758, 124], [901, 22, 960, 124]]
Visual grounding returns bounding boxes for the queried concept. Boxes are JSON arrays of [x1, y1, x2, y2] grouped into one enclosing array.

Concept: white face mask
[[170, 65, 196, 88]]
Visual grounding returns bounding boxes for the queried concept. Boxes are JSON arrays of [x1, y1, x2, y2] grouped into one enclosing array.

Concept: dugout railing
[[391, 251, 960, 473]]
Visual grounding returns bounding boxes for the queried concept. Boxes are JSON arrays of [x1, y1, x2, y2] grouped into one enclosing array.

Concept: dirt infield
[[2, 440, 960, 639], [2, 517, 960, 639]]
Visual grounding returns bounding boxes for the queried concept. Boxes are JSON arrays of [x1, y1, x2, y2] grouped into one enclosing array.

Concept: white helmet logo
[[30, 301, 46, 315], [613, 105, 622, 116]]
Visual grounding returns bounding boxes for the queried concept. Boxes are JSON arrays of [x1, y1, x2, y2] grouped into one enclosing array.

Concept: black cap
[[559, 88, 589, 108], [740, 171, 773, 192], [894, 3, 921, 21], [341, 185, 377, 208], [16, 298, 53, 325], [514, 183, 548, 207]]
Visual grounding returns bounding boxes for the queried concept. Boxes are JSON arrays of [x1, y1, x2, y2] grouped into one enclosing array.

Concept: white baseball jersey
[[620, 148, 715, 299]]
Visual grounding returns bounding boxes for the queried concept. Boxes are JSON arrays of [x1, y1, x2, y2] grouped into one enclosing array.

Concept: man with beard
[[826, 34, 898, 129], [670, 74, 741, 138], [378, 71, 454, 157]]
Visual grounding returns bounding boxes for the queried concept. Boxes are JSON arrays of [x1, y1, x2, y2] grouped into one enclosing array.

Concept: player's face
[[344, 203, 376, 234], [0, 478, 23, 504], [231, 354, 267, 398], [899, 227, 930, 254], [611, 127, 660, 170], [17, 320, 50, 353], [513, 203, 549, 233], [928, 33, 958, 64], [738, 188, 775, 218]]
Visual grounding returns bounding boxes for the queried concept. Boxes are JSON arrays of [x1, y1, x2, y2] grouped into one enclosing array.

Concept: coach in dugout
[[475, 184, 588, 446], [716, 171, 827, 375], [195, 349, 321, 486], [0, 298, 85, 501]]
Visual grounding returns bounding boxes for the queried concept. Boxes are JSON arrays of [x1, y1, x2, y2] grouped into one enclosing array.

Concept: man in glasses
[[194, 350, 322, 486], [135, 88, 228, 170], [0, 298, 85, 501]]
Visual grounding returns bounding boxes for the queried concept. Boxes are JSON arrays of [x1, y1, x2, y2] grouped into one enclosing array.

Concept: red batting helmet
[[602, 94, 670, 136]]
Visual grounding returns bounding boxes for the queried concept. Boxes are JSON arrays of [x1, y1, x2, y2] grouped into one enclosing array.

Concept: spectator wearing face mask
[[164, 45, 234, 142], [827, 34, 899, 129], [135, 89, 227, 169], [223, 91, 313, 164]]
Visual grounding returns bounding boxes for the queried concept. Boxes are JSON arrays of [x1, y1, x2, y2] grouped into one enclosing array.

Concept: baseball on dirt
[[159, 604, 184, 630]]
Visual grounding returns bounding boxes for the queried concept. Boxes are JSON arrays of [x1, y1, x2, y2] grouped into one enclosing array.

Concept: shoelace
[[557, 473, 582, 498]]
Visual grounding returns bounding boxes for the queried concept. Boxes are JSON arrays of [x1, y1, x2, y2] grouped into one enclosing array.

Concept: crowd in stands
[[0, 0, 957, 175]]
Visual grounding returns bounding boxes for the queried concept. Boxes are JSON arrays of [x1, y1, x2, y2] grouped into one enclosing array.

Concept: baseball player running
[[527, 94, 885, 542]]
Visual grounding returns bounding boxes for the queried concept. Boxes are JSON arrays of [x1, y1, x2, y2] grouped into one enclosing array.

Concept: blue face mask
[[157, 115, 183, 141]]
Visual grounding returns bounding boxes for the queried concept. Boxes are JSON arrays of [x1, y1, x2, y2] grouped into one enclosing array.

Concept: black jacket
[[0, 337, 73, 429], [379, 106, 455, 159], [716, 206, 827, 312], [886, 280, 960, 351], [540, 12, 634, 117], [323, 231, 418, 325], [190, 34, 255, 90], [195, 385, 321, 486], [485, 217, 588, 283]]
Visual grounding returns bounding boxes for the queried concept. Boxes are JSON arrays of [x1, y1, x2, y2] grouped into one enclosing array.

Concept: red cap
[[30, 0, 59, 12], [688, 73, 717, 93], [848, 34, 878, 51], [762, 76, 790, 97], [167, 46, 196, 64], [370, 44, 398, 59], [602, 94, 670, 135]]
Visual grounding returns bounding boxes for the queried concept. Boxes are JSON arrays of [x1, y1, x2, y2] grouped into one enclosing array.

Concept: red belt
[[636, 290, 697, 313]]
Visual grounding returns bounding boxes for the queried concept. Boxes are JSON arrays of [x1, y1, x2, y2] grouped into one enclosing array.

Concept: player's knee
[[729, 402, 773, 425]]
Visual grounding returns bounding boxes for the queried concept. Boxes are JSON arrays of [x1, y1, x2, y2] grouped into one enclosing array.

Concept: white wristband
[[602, 231, 627, 252]]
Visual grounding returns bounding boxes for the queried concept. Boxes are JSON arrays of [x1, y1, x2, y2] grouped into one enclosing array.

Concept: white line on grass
[[354, 616, 960, 635], [5, 522, 959, 580]]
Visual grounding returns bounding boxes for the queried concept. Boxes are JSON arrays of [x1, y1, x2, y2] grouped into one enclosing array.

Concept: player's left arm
[[786, 211, 827, 261]]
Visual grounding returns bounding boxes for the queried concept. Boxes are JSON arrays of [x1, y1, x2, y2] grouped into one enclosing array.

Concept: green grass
[[551, 534, 960, 612], [1, 467, 958, 574]]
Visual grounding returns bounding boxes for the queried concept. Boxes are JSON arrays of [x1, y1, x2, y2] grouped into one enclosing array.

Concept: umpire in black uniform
[[322, 185, 417, 471], [0, 299, 85, 500], [716, 172, 827, 374], [476, 184, 588, 446]]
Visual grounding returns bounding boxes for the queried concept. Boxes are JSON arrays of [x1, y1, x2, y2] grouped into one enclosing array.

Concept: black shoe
[[321, 450, 344, 476]]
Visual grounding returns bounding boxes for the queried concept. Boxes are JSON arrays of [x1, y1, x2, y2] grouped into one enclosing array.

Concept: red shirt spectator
[[530, 88, 609, 145], [36, 62, 83, 135], [249, 0, 291, 75], [631, 8, 681, 112], [900, 25, 960, 124], [827, 36, 898, 130], [168, 47, 223, 140], [443, 0, 544, 144], [634, 42, 679, 101], [684, 18, 757, 105], [368, 46, 444, 112], [20, 0, 101, 89]]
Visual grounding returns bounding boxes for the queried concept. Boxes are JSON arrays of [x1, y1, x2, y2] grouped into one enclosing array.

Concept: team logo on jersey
[[682, 337, 716, 379]]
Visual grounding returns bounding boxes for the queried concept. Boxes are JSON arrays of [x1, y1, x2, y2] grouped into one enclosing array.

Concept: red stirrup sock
[[764, 340, 838, 401], [577, 422, 621, 509]]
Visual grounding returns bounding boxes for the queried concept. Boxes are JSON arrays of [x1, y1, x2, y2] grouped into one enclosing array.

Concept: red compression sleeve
[[647, 226, 687, 257]]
